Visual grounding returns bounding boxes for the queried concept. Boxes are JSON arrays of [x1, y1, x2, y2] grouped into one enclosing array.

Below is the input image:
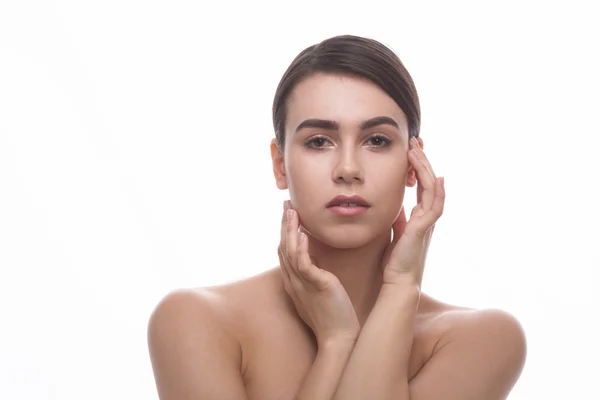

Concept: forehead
[[285, 73, 408, 134]]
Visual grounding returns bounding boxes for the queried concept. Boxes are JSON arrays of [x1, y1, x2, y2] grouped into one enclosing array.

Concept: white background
[[1, 1, 598, 399]]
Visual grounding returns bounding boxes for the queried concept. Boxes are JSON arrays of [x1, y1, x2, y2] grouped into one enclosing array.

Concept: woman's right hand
[[278, 200, 360, 347]]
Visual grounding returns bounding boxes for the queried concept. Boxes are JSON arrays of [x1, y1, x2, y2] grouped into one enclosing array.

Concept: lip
[[326, 194, 371, 208], [327, 205, 370, 216]]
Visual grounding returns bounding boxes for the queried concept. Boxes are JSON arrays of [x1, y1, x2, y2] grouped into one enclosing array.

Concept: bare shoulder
[[420, 294, 526, 352], [148, 268, 281, 339], [418, 292, 524, 331], [147, 284, 255, 399], [195, 268, 287, 320], [412, 294, 527, 399]]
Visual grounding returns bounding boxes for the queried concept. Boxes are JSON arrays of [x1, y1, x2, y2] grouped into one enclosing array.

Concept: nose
[[332, 146, 363, 183]]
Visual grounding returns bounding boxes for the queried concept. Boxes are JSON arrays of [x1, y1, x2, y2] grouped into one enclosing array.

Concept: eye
[[365, 134, 392, 148], [304, 135, 332, 149]]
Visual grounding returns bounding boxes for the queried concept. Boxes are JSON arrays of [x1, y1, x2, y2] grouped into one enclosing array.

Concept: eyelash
[[304, 134, 392, 150]]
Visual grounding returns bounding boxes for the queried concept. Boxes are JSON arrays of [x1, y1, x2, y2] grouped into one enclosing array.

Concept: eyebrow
[[295, 116, 401, 133]]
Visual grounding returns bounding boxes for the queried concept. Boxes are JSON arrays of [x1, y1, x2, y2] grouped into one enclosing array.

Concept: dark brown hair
[[272, 34, 421, 148]]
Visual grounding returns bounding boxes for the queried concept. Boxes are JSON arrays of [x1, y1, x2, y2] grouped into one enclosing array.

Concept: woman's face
[[271, 73, 419, 249]]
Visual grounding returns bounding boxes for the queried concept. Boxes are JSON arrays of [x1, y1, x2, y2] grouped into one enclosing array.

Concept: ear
[[270, 138, 288, 190], [406, 136, 424, 188]]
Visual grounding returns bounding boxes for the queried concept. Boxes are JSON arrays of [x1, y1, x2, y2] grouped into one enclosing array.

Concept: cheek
[[372, 164, 407, 204], [285, 154, 324, 206]]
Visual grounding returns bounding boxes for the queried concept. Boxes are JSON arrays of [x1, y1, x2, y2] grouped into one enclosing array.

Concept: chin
[[302, 223, 380, 250]]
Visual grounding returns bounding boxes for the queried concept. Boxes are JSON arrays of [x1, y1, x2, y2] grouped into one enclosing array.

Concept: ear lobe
[[270, 139, 288, 190], [406, 166, 417, 187]]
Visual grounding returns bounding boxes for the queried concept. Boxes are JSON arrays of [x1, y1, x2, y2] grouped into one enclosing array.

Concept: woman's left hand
[[380, 137, 446, 286]]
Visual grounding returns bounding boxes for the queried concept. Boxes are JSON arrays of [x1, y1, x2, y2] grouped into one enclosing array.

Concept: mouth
[[326, 205, 370, 216], [326, 195, 371, 216], [326, 194, 371, 208]]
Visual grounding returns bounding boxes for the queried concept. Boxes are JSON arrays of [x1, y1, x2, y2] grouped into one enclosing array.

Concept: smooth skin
[[147, 73, 527, 400]]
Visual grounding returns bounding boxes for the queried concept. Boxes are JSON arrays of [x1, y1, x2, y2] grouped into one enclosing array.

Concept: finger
[[279, 201, 292, 286], [416, 174, 423, 205], [410, 138, 437, 210], [286, 209, 302, 279], [280, 200, 290, 251], [428, 176, 446, 223], [285, 207, 317, 288], [420, 177, 446, 229], [409, 148, 436, 212], [297, 232, 324, 288], [411, 138, 436, 179], [278, 247, 291, 289], [391, 206, 408, 246]]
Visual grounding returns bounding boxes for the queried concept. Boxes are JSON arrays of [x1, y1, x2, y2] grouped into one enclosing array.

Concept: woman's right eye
[[304, 136, 332, 149]]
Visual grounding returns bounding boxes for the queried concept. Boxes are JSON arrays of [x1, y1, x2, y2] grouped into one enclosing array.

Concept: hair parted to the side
[[272, 34, 421, 149]]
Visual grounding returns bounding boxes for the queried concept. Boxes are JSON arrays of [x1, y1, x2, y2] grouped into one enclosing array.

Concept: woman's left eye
[[366, 135, 392, 147]]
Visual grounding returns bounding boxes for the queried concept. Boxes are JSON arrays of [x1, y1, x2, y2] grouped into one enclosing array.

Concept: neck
[[306, 230, 391, 326]]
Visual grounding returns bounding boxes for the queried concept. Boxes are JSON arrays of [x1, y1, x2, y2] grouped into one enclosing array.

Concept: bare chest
[[239, 310, 436, 400]]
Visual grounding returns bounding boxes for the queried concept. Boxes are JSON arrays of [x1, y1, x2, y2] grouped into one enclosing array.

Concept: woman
[[148, 35, 527, 399]]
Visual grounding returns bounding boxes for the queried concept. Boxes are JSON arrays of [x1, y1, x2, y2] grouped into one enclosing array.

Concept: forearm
[[295, 338, 357, 400], [335, 282, 421, 400]]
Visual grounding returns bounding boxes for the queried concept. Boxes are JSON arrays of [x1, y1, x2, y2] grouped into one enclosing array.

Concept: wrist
[[379, 280, 421, 303], [318, 332, 359, 351], [382, 271, 421, 289]]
